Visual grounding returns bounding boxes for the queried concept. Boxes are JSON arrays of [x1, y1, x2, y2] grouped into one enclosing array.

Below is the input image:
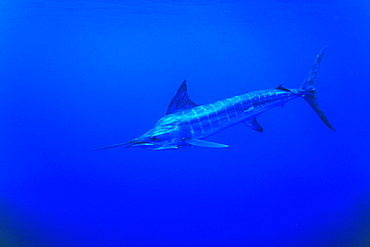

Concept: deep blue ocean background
[[1, 0, 370, 246]]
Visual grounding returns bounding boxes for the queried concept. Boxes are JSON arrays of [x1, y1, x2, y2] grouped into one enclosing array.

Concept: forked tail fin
[[300, 46, 335, 131], [302, 92, 334, 131]]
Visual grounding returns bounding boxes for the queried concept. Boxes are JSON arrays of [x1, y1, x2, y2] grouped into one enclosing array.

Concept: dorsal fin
[[166, 80, 198, 115]]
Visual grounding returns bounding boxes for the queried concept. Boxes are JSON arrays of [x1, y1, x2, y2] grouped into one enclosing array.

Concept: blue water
[[1, 0, 369, 246]]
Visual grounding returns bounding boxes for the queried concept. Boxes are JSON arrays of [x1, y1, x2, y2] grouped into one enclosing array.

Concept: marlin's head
[[129, 131, 179, 150], [93, 115, 188, 151], [130, 115, 187, 150]]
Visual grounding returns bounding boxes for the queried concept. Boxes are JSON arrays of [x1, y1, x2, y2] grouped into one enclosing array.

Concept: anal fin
[[244, 118, 263, 132], [184, 139, 228, 148]]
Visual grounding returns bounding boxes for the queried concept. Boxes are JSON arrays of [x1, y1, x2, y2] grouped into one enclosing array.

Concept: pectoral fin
[[244, 118, 263, 132], [184, 139, 228, 148]]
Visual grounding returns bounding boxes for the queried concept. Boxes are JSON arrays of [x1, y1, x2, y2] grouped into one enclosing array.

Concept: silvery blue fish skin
[[94, 47, 334, 151]]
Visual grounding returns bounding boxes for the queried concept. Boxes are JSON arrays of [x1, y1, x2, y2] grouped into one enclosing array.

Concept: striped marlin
[[95, 47, 334, 151]]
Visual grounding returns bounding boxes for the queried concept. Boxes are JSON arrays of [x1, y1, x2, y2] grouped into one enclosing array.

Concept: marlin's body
[[166, 88, 300, 139], [95, 47, 334, 151]]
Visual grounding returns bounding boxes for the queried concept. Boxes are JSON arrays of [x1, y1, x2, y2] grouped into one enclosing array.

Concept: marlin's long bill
[[92, 140, 137, 151], [94, 47, 334, 151]]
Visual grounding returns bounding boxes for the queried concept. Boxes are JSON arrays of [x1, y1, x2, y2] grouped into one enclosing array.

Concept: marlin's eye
[[151, 136, 158, 141]]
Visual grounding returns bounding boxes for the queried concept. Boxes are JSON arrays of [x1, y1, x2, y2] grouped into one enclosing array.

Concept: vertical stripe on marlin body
[[94, 47, 334, 151]]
